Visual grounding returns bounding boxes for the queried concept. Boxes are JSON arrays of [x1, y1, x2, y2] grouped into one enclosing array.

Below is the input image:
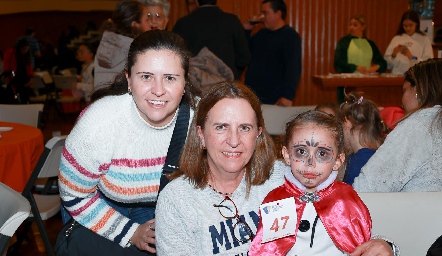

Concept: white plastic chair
[[52, 75, 85, 115], [261, 104, 316, 135], [0, 182, 31, 255], [15, 136, 67, 256], [359, 191, 442, 255], [0, 104, 44, 128]]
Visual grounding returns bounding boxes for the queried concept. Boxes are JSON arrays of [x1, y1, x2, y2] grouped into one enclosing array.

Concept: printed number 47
[[270, 216, 290, 232]]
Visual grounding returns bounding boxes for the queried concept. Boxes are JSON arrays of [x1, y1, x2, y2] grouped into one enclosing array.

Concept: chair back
[[59, 68, 77, 77], [19, 136, 66, 256], [0, 182, 31, 252], [0, 104, 44, 127], [22, 136, 67, 196], [39, 136, 67, 179], [31, 76, 46, 90], [52, 75, 77, 90], [358, 191, 442, 255], [35, 70, 54, 84], [261, 104, 316, 135]]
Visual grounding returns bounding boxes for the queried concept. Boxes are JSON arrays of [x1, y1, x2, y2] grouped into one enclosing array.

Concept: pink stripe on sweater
[[111, 157, 166, 167], [70, 192, 100, 216], [97, 157, 166, 171], [63, 147, 101, 179]]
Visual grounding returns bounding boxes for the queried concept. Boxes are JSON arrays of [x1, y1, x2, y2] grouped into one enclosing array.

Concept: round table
[[0, 121, 44, 192]]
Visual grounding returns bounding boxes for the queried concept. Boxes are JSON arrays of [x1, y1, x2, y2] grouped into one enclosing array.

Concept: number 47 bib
[[259, 197, 297, 243]]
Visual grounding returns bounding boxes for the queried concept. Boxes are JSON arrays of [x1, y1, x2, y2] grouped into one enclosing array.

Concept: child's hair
[[80, 42, 99, 57], [340, 91, 389, 149], [315, 102, 339, 117], [284, 110, 345, 155]]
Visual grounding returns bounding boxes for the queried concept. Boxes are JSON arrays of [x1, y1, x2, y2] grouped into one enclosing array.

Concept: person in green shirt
[[334, 14, 387, 103]]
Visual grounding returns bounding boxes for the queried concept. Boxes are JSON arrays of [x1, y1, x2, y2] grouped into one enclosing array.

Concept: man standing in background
[[172, 0, 250, 80], [22, 28, 41, 70], [244, 0, 301, 106]]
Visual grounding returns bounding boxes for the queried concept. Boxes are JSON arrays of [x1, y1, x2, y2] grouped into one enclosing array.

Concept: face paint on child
[[282, 127, 342, 192]]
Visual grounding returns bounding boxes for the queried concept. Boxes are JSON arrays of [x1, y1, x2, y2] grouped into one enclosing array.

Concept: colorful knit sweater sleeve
[[58, 94, 182, 247]]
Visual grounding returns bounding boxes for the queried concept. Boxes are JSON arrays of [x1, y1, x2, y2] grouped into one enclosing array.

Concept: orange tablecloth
[[0, 121, 44, 191]]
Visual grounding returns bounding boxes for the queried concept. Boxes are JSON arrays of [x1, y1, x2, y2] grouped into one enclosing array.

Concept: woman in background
[[94, 0, 150, 90], [334, 14, 387, 103], [140, 0, 170, 30], [384, 10, 433, 74], [353, 58, 442, 192]]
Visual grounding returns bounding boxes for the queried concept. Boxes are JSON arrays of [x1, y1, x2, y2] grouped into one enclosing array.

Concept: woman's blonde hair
[[350, 14, 367, 37]]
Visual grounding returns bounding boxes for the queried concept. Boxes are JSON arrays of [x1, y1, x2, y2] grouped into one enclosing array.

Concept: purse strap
[[158, 100, 190, 194]]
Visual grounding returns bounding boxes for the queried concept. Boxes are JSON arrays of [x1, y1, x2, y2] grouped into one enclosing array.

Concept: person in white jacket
[[94, 0, 151, 91], [384, 10, 433, 74]]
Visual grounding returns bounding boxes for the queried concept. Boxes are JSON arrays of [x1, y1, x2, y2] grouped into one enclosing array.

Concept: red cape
[[249, 179, 371, 255]]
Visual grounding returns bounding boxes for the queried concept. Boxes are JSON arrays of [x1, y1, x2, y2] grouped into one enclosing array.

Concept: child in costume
[[249, 110, 372, 255]]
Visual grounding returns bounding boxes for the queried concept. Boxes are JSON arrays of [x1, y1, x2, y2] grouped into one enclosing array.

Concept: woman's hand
[[356, 66, 368, 74], [400, 46, 413, 59], [131, 219, 156, 253], [392, 45, 402, 58], [350, 239, 393, 256], [368, 65, 380, 73]]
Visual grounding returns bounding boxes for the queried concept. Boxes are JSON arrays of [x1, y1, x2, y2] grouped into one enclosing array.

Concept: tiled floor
[[6, 103, 78, 256]]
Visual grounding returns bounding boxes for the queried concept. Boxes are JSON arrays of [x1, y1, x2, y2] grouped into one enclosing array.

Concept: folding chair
[[13, 136, 66, 256], [0, 182, 31, 255], [52, 75, 85, 116], [0, 104, 44, 129]]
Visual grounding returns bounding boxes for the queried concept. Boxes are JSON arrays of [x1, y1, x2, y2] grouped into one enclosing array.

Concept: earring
[[128, 88, 132, 95], [202, 145, 206, 150], [415, 93, 418, 99]]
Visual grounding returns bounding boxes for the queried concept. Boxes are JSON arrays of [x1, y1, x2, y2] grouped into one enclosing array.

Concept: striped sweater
[[58, 93, 193, 247]]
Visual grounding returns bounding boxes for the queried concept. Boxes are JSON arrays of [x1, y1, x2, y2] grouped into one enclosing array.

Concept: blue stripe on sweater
[[114, 220, 135, 245], [81, 200, 107, 225], [60, 161, 98, 187], [61, 197, 83, 208], [106, 169, 162, 182]]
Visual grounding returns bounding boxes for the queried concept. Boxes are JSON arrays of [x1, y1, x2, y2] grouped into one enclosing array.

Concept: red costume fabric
[[3, 48, 34, 77], [249, 179, 372, 255]]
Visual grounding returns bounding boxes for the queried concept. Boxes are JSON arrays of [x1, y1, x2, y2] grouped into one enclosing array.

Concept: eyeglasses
[[147, 12, 164, 21], [291, 145, 334, 164], [213, 196, 254, 243]]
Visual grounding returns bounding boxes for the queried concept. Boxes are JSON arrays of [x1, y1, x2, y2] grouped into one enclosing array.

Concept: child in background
[[340, 92, 389, 185], [249, 110, 371, 255], [75, 43, 97, 102], [315, 102, 339, 116]]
